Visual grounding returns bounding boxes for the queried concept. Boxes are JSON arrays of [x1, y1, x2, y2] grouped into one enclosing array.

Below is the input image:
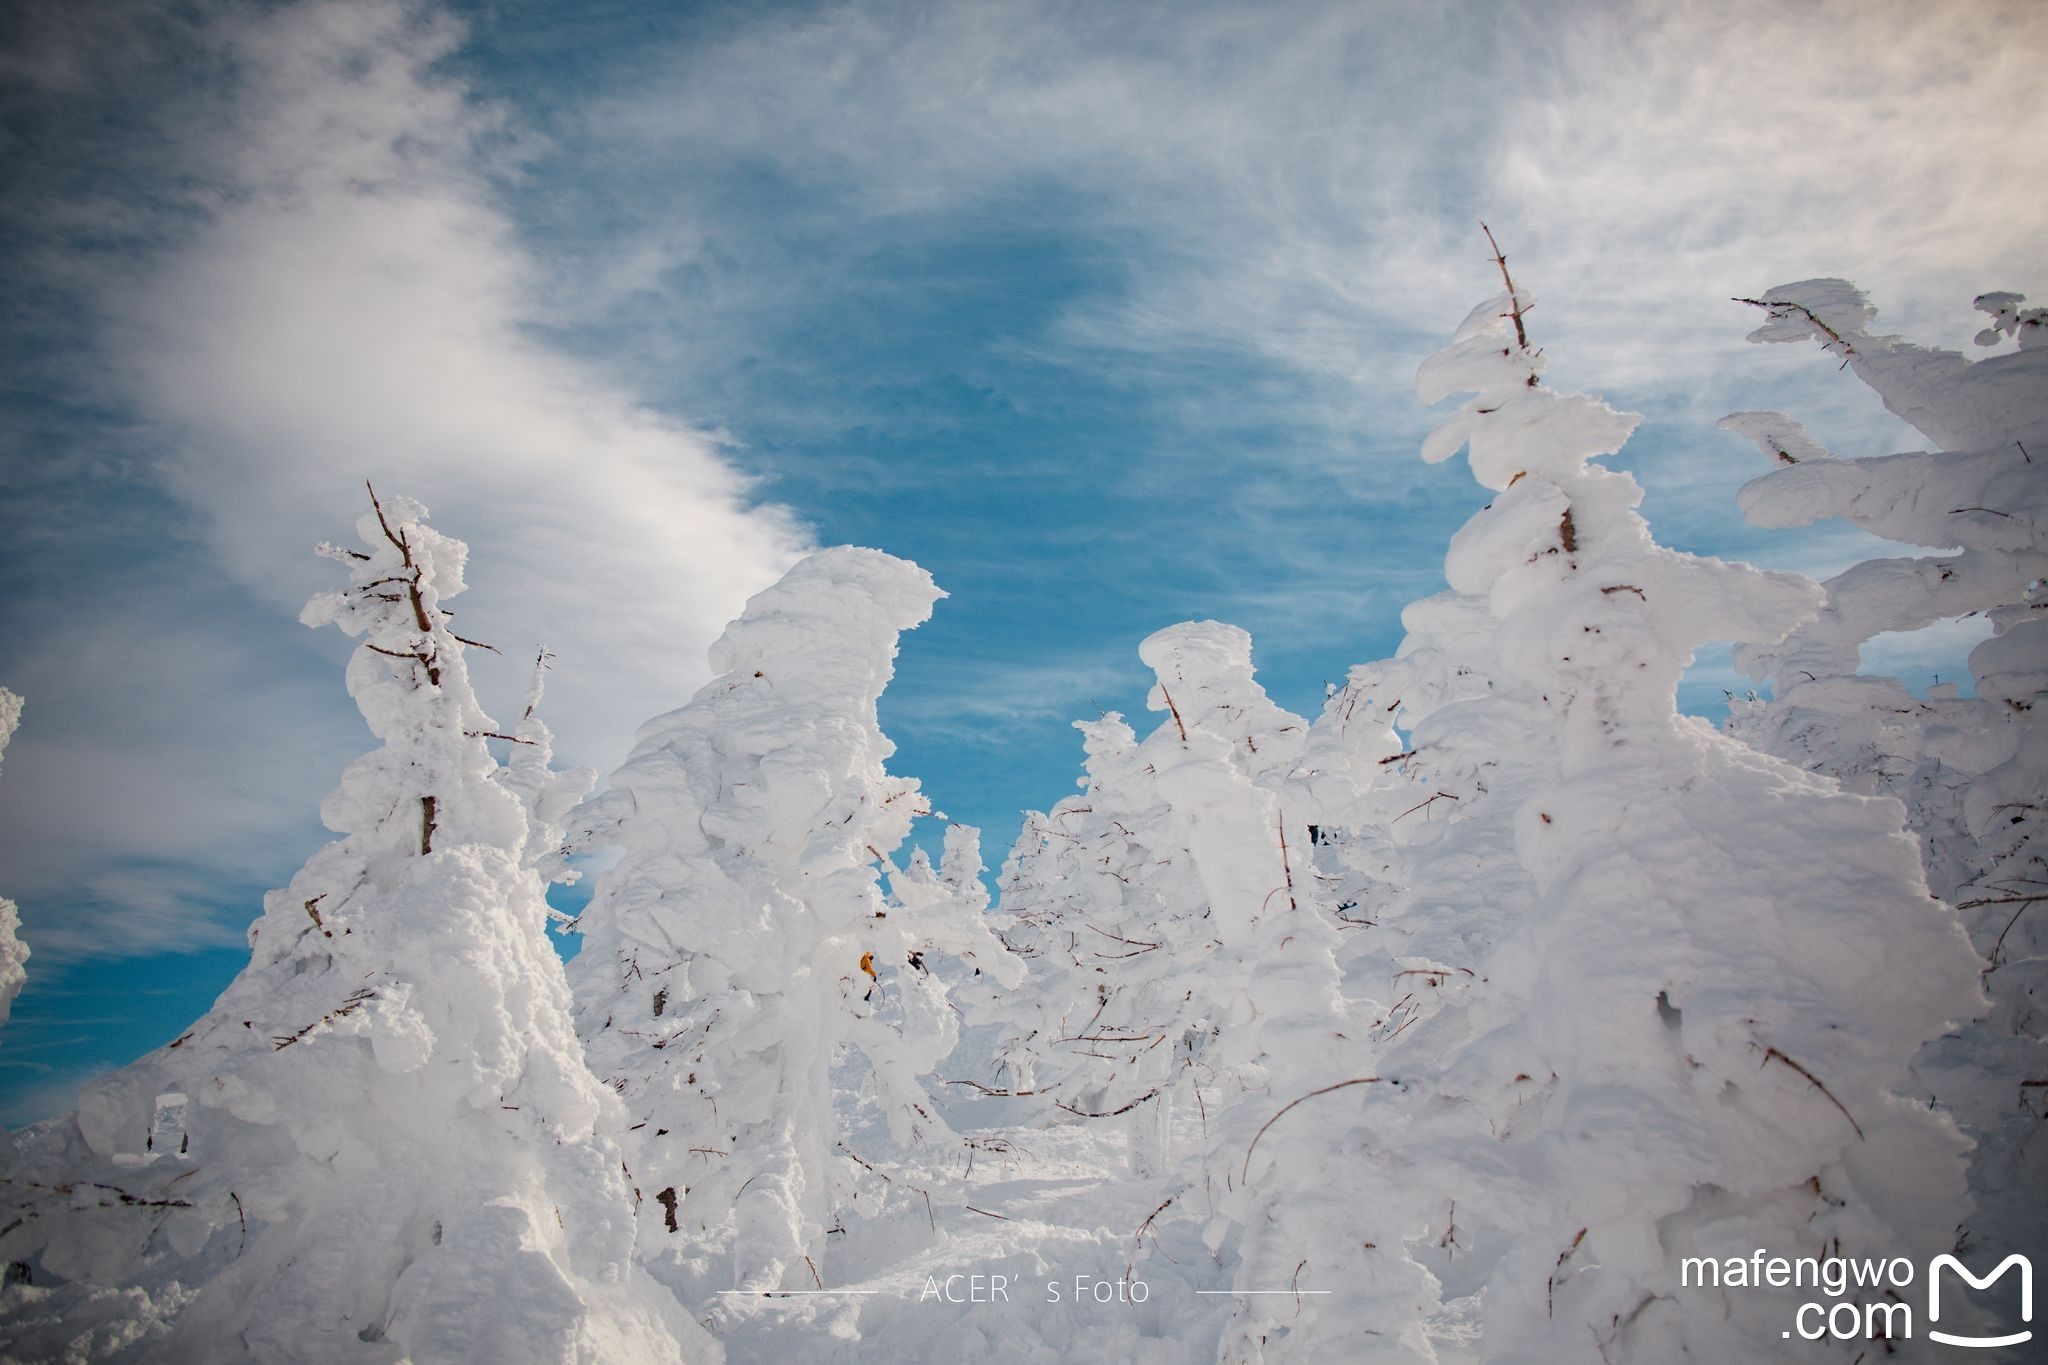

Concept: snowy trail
[[712, 1105, 1237, 1362], [711, 1084, 1484, 1362]]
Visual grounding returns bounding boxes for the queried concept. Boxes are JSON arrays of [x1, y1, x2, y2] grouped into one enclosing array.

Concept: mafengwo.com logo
[[1681, 1248, 2032, 1348], [1927, 1255, 2032, 1350]]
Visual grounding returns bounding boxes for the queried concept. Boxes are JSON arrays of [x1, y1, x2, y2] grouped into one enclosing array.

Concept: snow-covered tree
[[987, 713, 1185, 1129], [495, 648, 597, 891], [566, 546, 1015, 1307], [985, 623, 1337, 1182], [1217, 256, 1985, 1362], [0, 688, 26, 1030], [1206, 584, 1550, 1361], [1718, 280, 2048, 1302], [875, 821, 1012, 1074], [0, 491, 700, 1363]]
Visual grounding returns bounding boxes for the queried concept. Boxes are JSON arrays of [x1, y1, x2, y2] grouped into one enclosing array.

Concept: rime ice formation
[[0, 689, 27, 1031], [496, 648, 598, 891], [988, 623, 1337, 1182], [1721, 281, 2048, 1333], [567, 547, 1016, 1310], [0, 495, 705, 1364], [1212, 276, 1986, 1362]]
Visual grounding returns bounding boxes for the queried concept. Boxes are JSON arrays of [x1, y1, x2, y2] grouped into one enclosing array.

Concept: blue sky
[[2, 0, 2042, 1125]]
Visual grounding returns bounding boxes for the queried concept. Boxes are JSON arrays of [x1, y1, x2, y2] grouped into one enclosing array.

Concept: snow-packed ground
[[706, 1040, 1481, 1365]]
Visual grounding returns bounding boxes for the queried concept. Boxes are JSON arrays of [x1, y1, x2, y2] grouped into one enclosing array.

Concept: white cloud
[[0, 0, 808, 962], [103, 0, 808, 769], [576, 0, 2044, 435], [558, 0, 2044, 707], [0, 571, 361, 956], [1491, 0, 2048, 394]]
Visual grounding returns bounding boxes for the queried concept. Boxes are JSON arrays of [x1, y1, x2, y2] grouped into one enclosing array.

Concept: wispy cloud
[[0, 572, 350, 954], [888, 655, 1137, 750], [108, 0, 810, 754], [571, 0, 2045, 412], [1, 0, 809, 959], [1495, 0, 2048, 391], [548, 0, 2043, 662]]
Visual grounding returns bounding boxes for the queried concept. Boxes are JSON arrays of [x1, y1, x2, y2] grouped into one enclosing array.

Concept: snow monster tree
[[568, 547, 1014, 1308], [0, 491, 701, 1363], [1216, 251, 1987, 1362], [1719, 280, 2048, 1326]]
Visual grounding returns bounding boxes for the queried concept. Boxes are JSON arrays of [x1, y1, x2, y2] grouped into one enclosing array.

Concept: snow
[[1, 268, 2036, 1362], [1212, 272, 1986, 1361], [1722, 279, 2048, 1344], [566, 547, 1016, 1314], [0, 496, 708, 1362], [1740, 280, 2048, 454], [1716, 410, 1836, 466], [0, 689, 27, 1031]]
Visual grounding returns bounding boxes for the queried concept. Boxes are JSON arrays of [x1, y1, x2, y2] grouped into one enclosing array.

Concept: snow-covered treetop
[[1414, 286, 1545, 406], [0, 689, 20, 770], [578, 545, 939, 874], [1415, 282, 1642, 494], [1416, 273, 1821, 729], [707, 544, 941, 698], [937, 822, 991, 913], [1727, 282, 2048, 690], [1972, 291, 2047, 350], [1139, 621, 1305, 784], [299, 486, 522, 864], [1076, 710, 1139, 768], [0, 688, 24, 1033], [1738, 278, 2048, 455]]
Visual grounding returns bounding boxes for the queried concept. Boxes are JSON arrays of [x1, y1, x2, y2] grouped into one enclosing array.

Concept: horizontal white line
[[716, 1290, 889, 1296], [1196, 1290, 1333, 1295]]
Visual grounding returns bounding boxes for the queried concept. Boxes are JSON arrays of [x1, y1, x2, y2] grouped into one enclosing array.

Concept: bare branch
[[1394, 791, 1460, 822], [1054, 1086, 1163, 1119], [1732, 297, 1856, 356], [1243, 1077, 1383, 1183], [1480, 222, 1531, 354], [1159, 684, 1189, 743], [365, 480, 406, 556], [1127, 1195, 1176, 1281], [942, 1079, 1039, 1097], [1277, 813, 1298, 912], [1084, 924, 1160, 952], [272, 988, 377, 1051], [1759, 1046, 1862, 1140]]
